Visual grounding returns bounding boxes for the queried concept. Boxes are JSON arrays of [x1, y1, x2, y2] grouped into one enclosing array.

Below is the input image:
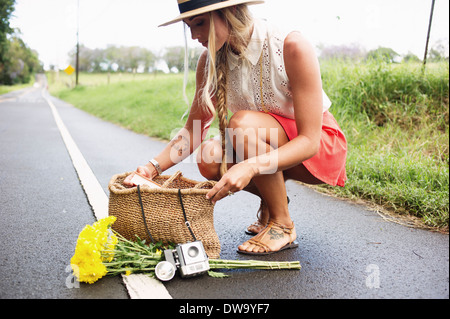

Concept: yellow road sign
[[64, 65, 75, 76]]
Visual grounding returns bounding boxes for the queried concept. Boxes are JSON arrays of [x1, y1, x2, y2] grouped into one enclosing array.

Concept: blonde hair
[[201, 5, 254, 176]]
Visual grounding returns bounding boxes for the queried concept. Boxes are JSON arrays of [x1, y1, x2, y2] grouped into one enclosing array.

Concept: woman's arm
[[124, 50, 211, 185], [257, 31, 324, 173]]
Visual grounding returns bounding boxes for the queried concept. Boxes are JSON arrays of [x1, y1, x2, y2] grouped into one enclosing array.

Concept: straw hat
[[159, 0, 265, 27]]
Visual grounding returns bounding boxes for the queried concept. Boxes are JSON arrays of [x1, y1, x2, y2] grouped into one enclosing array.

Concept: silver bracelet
[[149, 158, 163, 175]]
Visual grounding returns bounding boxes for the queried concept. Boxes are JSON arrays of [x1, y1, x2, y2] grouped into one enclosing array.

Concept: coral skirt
[[269, 111, 347, 187]]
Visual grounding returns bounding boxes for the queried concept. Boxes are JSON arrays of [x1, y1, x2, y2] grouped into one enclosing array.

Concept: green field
[[48, 60, 449, 230]]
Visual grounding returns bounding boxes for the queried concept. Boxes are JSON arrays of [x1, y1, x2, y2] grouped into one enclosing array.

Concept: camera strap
[[136, 185, 197, 244]]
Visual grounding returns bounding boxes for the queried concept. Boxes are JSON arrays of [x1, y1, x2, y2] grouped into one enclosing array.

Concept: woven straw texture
[[108, 171, 221, 259]]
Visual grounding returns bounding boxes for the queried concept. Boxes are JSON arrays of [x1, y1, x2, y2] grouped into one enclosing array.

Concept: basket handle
[[194, 180, 216, 189], [161, 171, 183, 188], [137, 185, 155, 244]]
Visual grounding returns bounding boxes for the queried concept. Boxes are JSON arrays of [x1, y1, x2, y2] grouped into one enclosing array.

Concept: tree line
[[318, 42, 448, 63], [68, 41, 448, 75], [0, 0, 42, 85], [66, 44, 204, 74]]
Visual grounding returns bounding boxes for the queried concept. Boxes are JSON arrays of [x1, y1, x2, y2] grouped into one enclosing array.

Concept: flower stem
[[208, 259, 301, 270]]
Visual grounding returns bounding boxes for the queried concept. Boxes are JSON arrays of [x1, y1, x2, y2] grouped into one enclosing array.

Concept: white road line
[[42, 89, 172, 299], [42, 89, 109, 220]]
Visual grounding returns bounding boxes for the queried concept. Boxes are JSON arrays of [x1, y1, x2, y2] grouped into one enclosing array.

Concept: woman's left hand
[[206, 162, 257, 203]]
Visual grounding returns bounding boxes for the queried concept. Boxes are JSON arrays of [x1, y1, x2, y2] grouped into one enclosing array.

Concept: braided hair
[[201, 5, 254, 176]]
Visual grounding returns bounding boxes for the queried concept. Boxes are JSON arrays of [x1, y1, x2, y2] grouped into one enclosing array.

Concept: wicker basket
[[108, 171, 221, 259]]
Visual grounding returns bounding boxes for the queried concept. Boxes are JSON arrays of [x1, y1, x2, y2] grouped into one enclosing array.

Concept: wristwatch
[[149, 158, 163, 176]]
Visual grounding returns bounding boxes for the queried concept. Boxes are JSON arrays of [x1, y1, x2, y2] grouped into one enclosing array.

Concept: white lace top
[[226, 18, 331, 119]]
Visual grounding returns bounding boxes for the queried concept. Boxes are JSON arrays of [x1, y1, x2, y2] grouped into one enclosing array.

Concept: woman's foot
[[245, 197, 290, 235], [245, 200, 269, 235], [238, 220, 298, 255]]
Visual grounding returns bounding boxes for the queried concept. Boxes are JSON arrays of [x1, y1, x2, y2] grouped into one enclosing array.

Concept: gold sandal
[[238, 220, 298, 256]]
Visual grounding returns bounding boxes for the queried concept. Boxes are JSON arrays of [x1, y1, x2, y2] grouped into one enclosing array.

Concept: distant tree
[[69, 44, 93, 72], [1, 1, 43, 84], [0, 0, 15, 83], [1, 33, 42, 84], [70, 45, 156, 73], [90, 48, 107, 72], [126, 46, 155, 72], [163, 46, 203, 73], [428, 48, 442, 62], [366, 47, 401, 63], [428, 40, 449, 62], [403, 52, 421, 63], [163, 46, 185, 73], [140, 47, 156, 72], [318, 43, 366, 61], [66, 44, 202, 74], [187, 47, 204, 70], [0, 0, 14, 58]]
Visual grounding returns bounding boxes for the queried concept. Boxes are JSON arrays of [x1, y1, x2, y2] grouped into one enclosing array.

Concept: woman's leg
[[196, 110, 322, 253], [196, 138, 222, 181], [197, 143, 271, 235], [226, 111, 296, 253]]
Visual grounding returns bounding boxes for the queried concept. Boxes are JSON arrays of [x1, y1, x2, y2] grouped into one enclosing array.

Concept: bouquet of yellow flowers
[[70, 217, 301, 284]]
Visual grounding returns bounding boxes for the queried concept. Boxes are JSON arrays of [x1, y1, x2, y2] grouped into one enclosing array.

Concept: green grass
[[49, 72, 195, 140], [0, 81, 33, 95], [319, 60, 448, 229], [49, 61, 449, 230]]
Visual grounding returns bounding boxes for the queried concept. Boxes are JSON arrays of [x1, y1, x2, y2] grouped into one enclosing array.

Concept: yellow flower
[[71, 217, 117, 284]]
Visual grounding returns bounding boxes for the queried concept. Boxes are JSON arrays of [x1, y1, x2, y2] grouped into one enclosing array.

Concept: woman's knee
[[228, 110, 256, 130], [196, 139, 222, 180], [227, 110, 288, 154]]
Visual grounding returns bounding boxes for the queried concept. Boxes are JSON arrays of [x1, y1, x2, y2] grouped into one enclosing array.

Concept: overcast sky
[[10, 0, 449, 69]]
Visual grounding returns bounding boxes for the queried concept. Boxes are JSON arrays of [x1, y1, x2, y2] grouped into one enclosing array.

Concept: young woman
[[124, 0, 347, 255]]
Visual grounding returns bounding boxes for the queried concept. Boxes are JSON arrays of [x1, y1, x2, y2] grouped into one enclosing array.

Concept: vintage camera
[[155, 241, 210, 281]]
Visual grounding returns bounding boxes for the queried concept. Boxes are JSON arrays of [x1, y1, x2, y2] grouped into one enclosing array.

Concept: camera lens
[[187, 246, 199, 258], [155, 261, 176, 281]]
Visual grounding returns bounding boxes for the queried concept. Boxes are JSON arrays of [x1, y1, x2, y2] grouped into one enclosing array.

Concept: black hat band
[[178, 0, 227, 14]]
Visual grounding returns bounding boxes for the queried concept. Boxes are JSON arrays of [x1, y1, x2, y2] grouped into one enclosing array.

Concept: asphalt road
[[0, 78, 448, 300]]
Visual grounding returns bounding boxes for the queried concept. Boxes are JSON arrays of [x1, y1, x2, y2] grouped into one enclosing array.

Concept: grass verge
[[0, 80, 34, 95]]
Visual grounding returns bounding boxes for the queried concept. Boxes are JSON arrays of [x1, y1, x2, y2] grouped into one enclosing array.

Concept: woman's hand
[[123, 164, 155, 187], [206, 162, 258, 203]]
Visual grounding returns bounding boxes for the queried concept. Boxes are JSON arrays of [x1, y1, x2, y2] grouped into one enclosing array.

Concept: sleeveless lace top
[[226, 18, 331, 119]]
